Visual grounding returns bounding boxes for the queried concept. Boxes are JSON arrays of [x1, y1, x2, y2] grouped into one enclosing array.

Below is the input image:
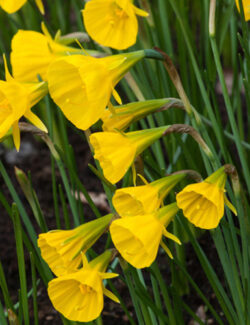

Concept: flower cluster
[[1, 0, 239, 322]]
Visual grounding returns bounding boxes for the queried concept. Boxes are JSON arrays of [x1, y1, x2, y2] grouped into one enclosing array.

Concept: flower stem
[[151, 262, 177, 325], [144, 49, 164, 61]]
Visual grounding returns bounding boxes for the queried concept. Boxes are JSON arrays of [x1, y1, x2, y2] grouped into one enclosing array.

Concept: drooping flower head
[[10, 23, 91, 82], [48, 250, 119, 322], [0, 56, 48, 150], [176, 166, 237, 229], [235, 0, 250, 20], [110, 203, 180, 268], [101, 98, 173, 132], [113, 173, 186, 216], [90, 126, 169, 184], [48, 51, 144, 130], [82, 0, 148, 50], [38, 214, 113, 276], [0, 0, 44, 14]]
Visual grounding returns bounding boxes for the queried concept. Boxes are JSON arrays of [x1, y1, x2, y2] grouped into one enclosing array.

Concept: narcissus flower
[[10, 24, 89, 82], [102, 98, 173, 132], [0, 0, 44, 14], [48, 51, 144, 130], [0, 57, 47, 150], [110, 203, 180, 268], [90, 126, 169, 184], [235, 0, 250, 20], [113, 173, 186, 216], [38, 214, 113, 276], [48, 250, 119, 322], [176, 167, 237, 229], [82, 0, 148, 50]]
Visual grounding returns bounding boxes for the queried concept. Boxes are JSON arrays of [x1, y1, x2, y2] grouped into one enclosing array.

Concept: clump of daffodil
[[113, 173, 186, 216], [102, 98, 177, 132], [0, 0, 44, 14], [235, 0, 250, 20], [0, 56, 48, 150], [90, 126, 170, 184], [10, 23, 91, 82], [38, 214, 113, 276], [82, 0, 148, 50], [48, 250, 119, 322], [110, 203, 180, 268], [48, 51, 144, 131], [176, 166, 237, 229]]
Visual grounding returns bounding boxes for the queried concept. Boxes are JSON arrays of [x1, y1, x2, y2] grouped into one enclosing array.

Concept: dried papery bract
[[163, 124, 213, 159], [38, 214, 113, 276], [176, 166, 237, 229], [82, 0, 148, 50], [110, 203, 180, 268], [48, 250, 119, 322], [48, 51, 145, 131], [90, 126, 170, 184], [113, 173, 186, 216]]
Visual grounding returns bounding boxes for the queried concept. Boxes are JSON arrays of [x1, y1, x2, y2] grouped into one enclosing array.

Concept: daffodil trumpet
[[90, 125, 170, 184], [38, 214, 113, 276], [112, 173, 186, 216], [48, 250, 119, 322], [0, 56, 48, 150], [102, 98, 184, 132], [91, 124, 212, 184], [176, 166, 237, 229], [10, 23, 97, 82], [0, 0, 44, 14], [48, 50, 145, 131], [110, 203, 181, 268], [82, 0, 149, 50]]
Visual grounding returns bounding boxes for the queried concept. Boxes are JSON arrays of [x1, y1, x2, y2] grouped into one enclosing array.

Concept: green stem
[[144, 49, 164, 61], [151, 263, 176, 325], [12, 204, 29, 325], [167, 0, 227, 160], [30, 253, 38, 325], [122, 266, 145, 325], [209, 36, 250, 193], [150, 271, 165, 325]]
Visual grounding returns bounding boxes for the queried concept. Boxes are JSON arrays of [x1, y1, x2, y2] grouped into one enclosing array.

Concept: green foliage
[[0, 0, 249, 324]]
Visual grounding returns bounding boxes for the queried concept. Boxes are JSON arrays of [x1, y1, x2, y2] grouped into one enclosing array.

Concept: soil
[[0, 130, 228, 325]]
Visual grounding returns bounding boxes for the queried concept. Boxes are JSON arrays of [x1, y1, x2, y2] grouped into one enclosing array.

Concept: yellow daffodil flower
[[113, 173, 186, 216], [10, 24, 88, 82], [110, 203, 180, 268], [90, 126, 169, 184], [48, 250, 119, 322], [0, 0, 44, 14], [48, 51, 144, 131], [0, 56, 47, 150], [82, 0, 148, 50], [176, 166, 237, 229], [38, 214, 113, 276], [235, 0, 250, 20], [102, 98, 174, 132]]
